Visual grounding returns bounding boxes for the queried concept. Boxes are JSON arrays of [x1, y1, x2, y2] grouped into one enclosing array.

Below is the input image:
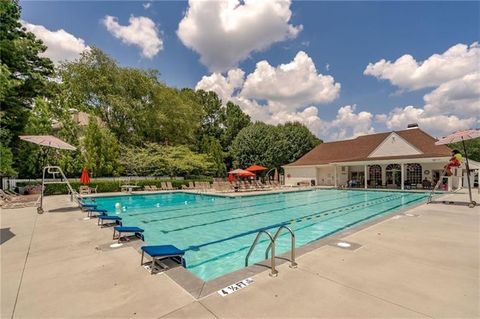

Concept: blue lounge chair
[[79, 202, 97, 211], [141, 245, 185, 274], [97, 215, 122, 227], [113, 226, 144, 243], [86, 208, 108, 218]]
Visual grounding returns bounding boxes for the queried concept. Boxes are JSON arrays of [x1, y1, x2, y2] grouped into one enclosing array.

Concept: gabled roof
[[286, 128, 452, 166]]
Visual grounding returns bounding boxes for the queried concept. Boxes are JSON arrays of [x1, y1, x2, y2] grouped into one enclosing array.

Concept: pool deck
[[1, 190, 479, 318]]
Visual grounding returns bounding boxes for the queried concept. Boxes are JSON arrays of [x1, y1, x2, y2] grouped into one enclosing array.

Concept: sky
[[20, 0, 480, 141]]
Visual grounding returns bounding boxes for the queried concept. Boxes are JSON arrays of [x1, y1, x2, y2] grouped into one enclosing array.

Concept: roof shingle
[[286, 128, 452, 166]]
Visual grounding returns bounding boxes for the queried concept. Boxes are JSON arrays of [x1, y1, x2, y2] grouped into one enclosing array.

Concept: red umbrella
[[227, 173, 235, 183], [238, 171, 256, 177], [80, 167, 90, 184], [246, 165, 268, 172]]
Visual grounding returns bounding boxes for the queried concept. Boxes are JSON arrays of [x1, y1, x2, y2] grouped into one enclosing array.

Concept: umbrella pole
[[461, 139, 474, 207]]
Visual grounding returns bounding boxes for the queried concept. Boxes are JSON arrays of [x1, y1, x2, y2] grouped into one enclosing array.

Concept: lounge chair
[[144, 185, 152, 191], [150, 185, 159, 191], [141, 245, 185, 274], [166, 182, 174, 190], [113, 226, 144, 243], [86, 208, 108, 218], [97, 215, 122, 227], [160, 182, 168, 190], [79, 185, 91, 195]]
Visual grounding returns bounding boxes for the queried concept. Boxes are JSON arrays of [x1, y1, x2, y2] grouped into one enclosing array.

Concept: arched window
[[386, 164, 401, 186], [369, 165, 382, 186], [406, 163, 422, 185]]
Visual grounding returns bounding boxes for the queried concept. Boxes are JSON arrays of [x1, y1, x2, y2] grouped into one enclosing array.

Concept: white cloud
[[377, 105, 476, 138], [196, 68, 245, 103], [102, 15, 163, 59], [364, 42, 480, 90], [241, 51, 340, 110], [22, 21, 90, 63], [365, 43, 480, 137], [177, 0, 302, 72], [143, 2, 151, 9], [195, 51, 376, 141], [423, 72, 480, 117]]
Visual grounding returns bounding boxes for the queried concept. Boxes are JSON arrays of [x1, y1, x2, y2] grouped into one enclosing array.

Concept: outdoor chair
[[150, 185, 159, 191], [79, 185, 90, 195], [97, 215, 122, 227], [161, 182, 169, 190], [113, 226, 144, 243], [166, 182, 174, 190], [141, 245, 185, 274], [144, 185, 152, 191]]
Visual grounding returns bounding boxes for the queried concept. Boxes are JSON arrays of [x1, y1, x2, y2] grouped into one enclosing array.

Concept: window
[[386, 164, 401, 186], [406, 163, 422, 185], [369, 165, 382, 186]]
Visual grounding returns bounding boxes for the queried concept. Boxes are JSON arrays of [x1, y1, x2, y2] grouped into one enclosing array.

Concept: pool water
[[85, 189, 428, 281]]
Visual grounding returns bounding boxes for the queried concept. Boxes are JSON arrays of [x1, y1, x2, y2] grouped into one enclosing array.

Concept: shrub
[[16, 178, 213, 195]]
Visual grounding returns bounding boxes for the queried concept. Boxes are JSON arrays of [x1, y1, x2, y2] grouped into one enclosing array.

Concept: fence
[[2, 176, 185, 190]]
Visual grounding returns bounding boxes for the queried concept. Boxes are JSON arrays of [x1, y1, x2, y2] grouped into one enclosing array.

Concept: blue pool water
[[85, 189, 428, 281]]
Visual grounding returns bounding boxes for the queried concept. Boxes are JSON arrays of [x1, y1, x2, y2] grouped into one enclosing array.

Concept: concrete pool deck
[[1, 190, 479, 318]]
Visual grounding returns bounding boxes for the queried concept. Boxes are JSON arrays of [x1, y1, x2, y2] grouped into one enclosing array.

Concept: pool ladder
[[245, 226, 297, 277]]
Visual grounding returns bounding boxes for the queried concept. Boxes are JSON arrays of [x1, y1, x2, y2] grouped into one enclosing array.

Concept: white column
[[334, 165, 338, 188], [401, 163, 405, 190], [364, 165, 368, 189]]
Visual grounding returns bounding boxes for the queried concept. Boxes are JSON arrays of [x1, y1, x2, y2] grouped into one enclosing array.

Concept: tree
[[0, 0, 54, 147], [231, 122, 321, 170], [221, 101, 251, 149], [199, 136, 226, 177], [0, 143, 16, 176], [83, 120, 122, 177], [449, 138, 480, 162], [230, 122, 279, 168], [120, 143, 215, 177], [59, 48, 201, 146]]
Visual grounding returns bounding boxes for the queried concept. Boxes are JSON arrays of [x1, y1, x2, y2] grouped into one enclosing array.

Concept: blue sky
[[21, 1, 479, 140]]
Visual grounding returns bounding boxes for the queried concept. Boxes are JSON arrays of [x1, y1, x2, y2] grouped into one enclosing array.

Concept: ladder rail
[[427, 167, 448, 203], [265, 225, 298, 268], [38, 165, 77, 214], [245, 230, 278, 277]]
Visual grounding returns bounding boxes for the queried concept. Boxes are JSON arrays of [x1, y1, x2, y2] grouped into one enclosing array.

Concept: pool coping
[[129, 191, 438, 300]]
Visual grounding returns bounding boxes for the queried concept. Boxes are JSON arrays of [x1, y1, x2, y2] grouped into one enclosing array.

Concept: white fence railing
[[2, 176, 185, 190]]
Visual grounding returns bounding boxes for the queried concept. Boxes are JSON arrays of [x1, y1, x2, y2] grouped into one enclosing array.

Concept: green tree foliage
[[0, 0, 54, 146], [15, 98, 82, 178], [199, 136, 226, 176], [82, 120, 122, 177], [0, 143, 16, 176], [221, 101, 251, 149], [449, 138, 480, 162], [59, 48, 201, 145], [121, 143, 215, 177], [231, 122, 321, 169]]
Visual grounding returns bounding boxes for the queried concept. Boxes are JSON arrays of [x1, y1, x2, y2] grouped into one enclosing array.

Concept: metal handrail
[[265, 226, 298, 268], [245, 230, 278, 277]]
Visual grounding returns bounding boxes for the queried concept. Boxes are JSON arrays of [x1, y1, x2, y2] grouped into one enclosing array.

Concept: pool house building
[[284, 127, 460, 190]]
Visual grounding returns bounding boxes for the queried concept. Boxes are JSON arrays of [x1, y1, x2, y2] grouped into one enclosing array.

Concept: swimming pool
[[86, 189, 428, 281]]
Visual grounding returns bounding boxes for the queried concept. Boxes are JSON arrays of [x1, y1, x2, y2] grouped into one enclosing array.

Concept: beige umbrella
[[19, 135, 76, 150]]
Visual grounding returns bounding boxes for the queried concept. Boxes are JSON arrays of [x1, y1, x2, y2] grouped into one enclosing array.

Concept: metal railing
[[245, 230, 278, 277], [265, 226, 297, 268], [245, 226, 297, 277]]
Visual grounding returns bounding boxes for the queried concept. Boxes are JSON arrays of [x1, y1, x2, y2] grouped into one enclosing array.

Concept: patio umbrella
[[238, 171, 256, 177], [228, 169, 255, 178], [246, 165, 268, 172], [80, 167, 90, 184], [435, 129, 480, 208], [19, 135, 76, 150]]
